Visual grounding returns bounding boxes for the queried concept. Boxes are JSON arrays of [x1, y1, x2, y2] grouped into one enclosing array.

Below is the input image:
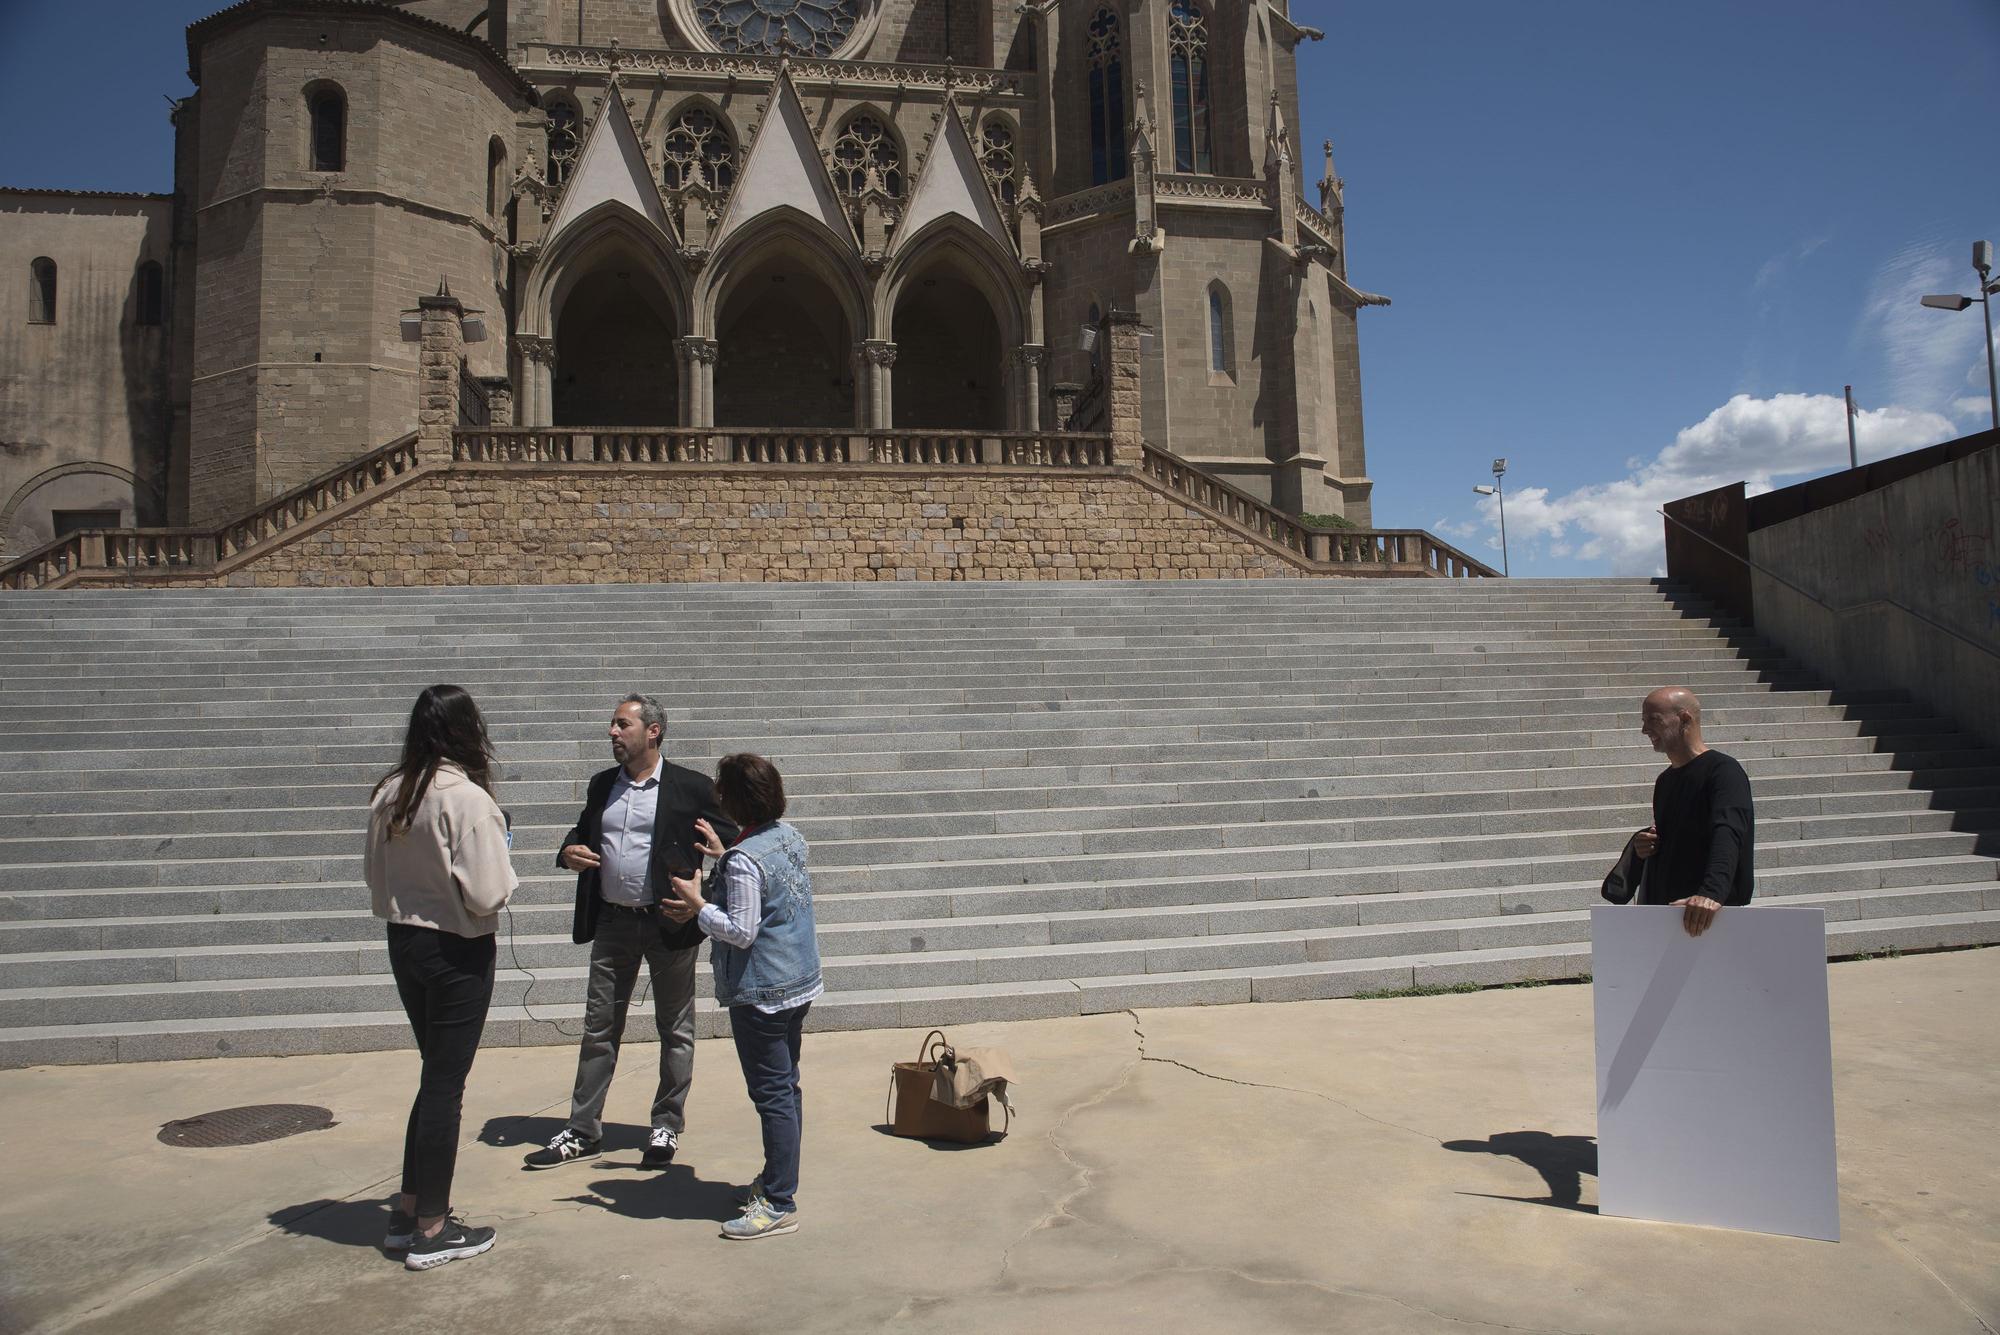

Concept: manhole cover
[[158, 1104, 336, 1148]]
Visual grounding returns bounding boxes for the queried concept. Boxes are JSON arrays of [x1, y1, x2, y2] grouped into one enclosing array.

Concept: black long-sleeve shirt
[[1641, 749, 1755, 906]]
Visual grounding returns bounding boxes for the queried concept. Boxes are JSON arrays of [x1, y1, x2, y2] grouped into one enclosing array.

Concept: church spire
[[1319, 138, 1344, 217]]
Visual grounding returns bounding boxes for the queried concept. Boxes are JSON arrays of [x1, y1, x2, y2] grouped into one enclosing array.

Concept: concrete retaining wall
[[1747, 440, 2000, 747]]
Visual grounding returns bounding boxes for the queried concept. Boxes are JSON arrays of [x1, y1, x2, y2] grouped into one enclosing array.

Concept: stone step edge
[[0, 823, 1985, 887], [8, 882, 1992, 974], [11, 792, 1996, 859], [3, 921, 1993, 1067], [4, 838, 1993, 910]]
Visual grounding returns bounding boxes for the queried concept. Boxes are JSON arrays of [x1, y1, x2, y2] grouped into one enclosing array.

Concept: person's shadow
[[1443, 1131, 1598, 1212], [556, 1165, 742, 1223], [267, 1198, 401, 1252], [478, 1114, 650, 1157]]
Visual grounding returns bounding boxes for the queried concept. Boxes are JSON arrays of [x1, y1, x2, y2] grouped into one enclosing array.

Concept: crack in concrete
[[1126, 1010, 1446, 1146], [985, 1013, 1596, 1334], [994, 1029, 1145, 1286], [1857, 1203, 1998, 1335]]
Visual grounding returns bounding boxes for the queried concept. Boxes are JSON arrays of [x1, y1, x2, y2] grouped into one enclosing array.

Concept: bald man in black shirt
[[1632, 686, 1755, 936]]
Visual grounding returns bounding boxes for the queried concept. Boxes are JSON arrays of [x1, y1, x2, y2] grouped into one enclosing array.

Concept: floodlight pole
[[1982, 263, 1999, 433], [1919, 241, 1999, 433], [1844, 385, 1858, 470], [1474, 457, 1510, 577]]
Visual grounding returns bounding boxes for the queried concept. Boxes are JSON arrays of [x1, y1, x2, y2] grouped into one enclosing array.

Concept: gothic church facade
[[1, 0, 1379, 558]]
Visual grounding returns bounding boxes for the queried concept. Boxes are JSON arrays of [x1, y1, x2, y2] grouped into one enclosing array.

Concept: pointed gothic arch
[[881, 217, 1028, 430], [701, 209, 871, 428], [518, 203, 690, 425]]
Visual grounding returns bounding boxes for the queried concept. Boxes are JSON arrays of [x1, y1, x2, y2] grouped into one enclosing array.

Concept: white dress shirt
[[598, 757, 662, 906]]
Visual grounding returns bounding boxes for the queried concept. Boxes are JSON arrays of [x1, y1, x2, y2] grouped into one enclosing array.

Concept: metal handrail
[[1658, 508, 1997, 662]]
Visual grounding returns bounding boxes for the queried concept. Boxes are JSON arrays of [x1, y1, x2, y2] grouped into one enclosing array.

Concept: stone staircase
[[0, 579, 1995, 1067]]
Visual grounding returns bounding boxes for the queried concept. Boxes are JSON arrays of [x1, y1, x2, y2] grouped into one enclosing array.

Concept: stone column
[[417, 288, 466, 462], [1015, 345, 1046, 433], [479, 377, 513, 427], [1106, 309, 1148, 467], [512, 335, 557, 426], [679, 337, 718, 427], [860, 340, 897, 430]]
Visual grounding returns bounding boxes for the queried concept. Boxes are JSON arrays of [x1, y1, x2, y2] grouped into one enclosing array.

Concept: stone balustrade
[[1, 427, 1491, 589], [452, 427, 1114, 469]]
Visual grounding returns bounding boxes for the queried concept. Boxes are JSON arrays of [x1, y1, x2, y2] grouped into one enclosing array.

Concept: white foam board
[[1592, 904, 1839, 1241]]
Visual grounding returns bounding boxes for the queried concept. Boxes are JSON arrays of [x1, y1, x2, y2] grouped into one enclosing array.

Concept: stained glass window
[[1169, 0, 1211, 174], [831, 115, 902, 198], [696, 0, 860, 57], [662, 107, 737, 192], [980, 118, 1017, 206], [1087, 9, 1126, 186], [545, 99, 581, 188]]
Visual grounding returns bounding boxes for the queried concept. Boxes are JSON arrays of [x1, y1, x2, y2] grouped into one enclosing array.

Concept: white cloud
[[1469, 393, 1954, 576], [1953, 396, 1994, 421], [1859, 238, 1988, 409]]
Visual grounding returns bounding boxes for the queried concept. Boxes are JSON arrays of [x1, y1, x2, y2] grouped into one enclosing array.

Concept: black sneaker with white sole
[[384, 1208, 416, 1251], [523, 1127, 600, 1169], [642, 1126, 679, 1169], [403, 1217, 496, 1271]]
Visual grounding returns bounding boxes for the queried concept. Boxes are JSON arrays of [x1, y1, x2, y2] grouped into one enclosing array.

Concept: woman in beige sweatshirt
[[363, 684, 518, 1271]]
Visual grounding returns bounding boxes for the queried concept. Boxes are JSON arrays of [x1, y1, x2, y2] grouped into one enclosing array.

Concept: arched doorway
[[713, 248, 857, 428], [891, 268, 1005, 430], [553, 258, 679, 426]]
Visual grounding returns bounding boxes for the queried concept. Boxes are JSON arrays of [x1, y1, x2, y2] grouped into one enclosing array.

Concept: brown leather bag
[[887, 1029, 1004, 1143]]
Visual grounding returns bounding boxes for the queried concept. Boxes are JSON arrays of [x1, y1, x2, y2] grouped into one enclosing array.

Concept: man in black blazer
[[523, 693, 737, 1171]]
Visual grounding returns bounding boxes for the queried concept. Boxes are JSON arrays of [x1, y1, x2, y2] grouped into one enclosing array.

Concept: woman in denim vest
[[663, 752, 822, 1240]]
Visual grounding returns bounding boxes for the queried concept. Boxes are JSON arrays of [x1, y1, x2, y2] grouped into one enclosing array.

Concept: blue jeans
[[729, 1002, 809, 1213]]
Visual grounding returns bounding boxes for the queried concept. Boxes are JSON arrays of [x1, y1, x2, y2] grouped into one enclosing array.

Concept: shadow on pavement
[[268, 1198, 397, 1251], [477, 1114, 650, 1157], [558, 1164, 742, 1222], [1444, 1130, 1599, 1212], [868, 1122, 1007, 1150]]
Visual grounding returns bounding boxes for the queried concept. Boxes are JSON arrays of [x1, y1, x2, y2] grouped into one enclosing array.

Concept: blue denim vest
[[710, 821, 823, 1010]]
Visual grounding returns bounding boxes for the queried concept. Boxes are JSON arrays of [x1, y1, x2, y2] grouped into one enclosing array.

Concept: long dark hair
[[372, 685, 497, 836]]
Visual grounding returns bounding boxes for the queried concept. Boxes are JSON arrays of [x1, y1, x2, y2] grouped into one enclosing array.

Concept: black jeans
[[387, 923, 496, 1218], [729, 1002, 810, 1213]]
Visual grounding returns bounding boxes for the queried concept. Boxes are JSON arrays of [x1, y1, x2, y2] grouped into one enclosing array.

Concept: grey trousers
[[564, 905, 698, 1140]]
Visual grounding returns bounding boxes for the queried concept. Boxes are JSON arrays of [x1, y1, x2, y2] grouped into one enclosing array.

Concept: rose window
[[695, 0, 860, 56]]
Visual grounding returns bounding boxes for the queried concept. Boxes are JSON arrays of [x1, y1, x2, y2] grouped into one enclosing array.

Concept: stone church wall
[[0, 193, 173, 558], [139, 465, 1304, 585], [185, 8, 528, 524]]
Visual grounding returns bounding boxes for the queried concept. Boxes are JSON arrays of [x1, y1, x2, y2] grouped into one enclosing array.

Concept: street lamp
[[1473, 456, 1509, 577], [1919, 240, 1999, 433]]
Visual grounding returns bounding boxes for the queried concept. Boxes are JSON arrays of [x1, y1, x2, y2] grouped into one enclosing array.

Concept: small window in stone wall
[[545, 99, 581, 188], [308, 87, 346, 171], [980, 117, 1017, 206], [1087, 8, 1127, 186], [137, 261, 163, 326], [831, 115, 902, 198], [487, 138, 509, 217], [662, 106, 737, 192], [52, 510, 121, 537], [28, 257, 56, 324], [1207, 283, 1230, 374]]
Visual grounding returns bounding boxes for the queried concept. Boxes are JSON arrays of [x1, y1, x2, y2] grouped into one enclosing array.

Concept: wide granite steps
[[1, 577, 1997, 1067], [6, 909, 1995, 1068]]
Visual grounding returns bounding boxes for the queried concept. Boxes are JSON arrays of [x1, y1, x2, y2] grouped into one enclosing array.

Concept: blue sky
[[2, 1, 1995, 575]]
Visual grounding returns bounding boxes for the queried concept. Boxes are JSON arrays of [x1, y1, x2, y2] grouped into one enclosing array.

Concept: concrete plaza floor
[[2, 950, 1995, 1335]]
